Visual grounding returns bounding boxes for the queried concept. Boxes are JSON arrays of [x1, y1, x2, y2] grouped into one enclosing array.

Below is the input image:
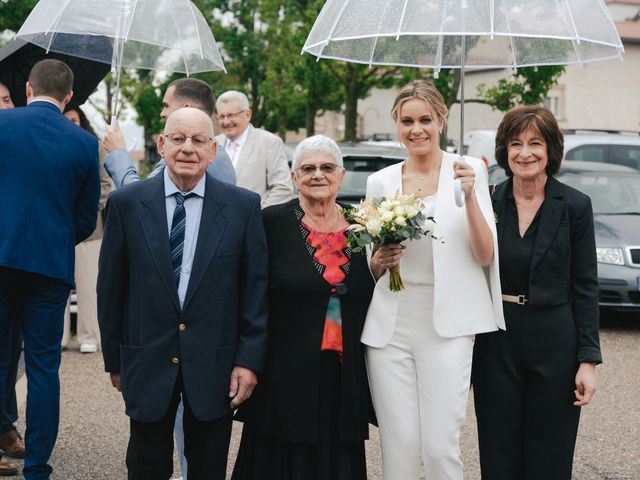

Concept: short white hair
[[216, 90, 250, 111], [291, 135, 343, 171]]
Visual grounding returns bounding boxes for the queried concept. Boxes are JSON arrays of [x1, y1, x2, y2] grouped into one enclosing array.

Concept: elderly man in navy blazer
[[0, 59, 100, 479], [97, 107, 268, 479]]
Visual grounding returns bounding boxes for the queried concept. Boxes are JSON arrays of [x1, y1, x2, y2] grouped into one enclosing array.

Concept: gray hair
[[216, 90, 250, 111], [291, 135, 343, 171]]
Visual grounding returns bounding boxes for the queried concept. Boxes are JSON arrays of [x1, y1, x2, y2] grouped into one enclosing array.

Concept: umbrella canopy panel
[[303, 0, 624, 68], [17, 0, 225, 74], [0, 37, 111, 108]]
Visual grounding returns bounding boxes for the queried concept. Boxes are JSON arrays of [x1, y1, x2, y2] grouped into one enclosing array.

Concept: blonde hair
[[391, 80, 448, 127]]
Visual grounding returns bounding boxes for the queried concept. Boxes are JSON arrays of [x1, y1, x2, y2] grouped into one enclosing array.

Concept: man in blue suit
[[0, 60, 100, 479], [97, 108, 268, 479]]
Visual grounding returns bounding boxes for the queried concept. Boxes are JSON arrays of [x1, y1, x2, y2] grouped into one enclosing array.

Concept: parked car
[[464, 129, 640, 171], [488, 161, 640, 312]]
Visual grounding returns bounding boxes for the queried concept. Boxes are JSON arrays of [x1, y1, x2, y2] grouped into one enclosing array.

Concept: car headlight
[[596, 247, 625, 265]]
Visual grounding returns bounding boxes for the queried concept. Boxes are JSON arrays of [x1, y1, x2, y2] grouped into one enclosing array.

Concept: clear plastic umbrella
[[303, 0, 624, 205], [16, 0, 226, 124]]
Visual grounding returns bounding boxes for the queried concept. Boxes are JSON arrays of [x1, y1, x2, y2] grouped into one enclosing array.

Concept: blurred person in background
[[0, 80, 21, 477], [472, 105, 601, 480], [61, 107, 111, 354]]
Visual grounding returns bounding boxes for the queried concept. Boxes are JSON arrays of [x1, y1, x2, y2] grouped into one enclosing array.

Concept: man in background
[[215, 90, 293, 207], [104, 78, 236, 187], [0, 60, 100, 479]]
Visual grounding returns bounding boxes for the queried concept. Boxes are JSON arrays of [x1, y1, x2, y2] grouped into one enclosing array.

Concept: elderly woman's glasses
[[297, 163, 341, 176], [164, 133, 213, 148]]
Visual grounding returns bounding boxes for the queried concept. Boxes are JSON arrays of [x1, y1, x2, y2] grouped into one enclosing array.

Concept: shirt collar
[[227, 123, 251, 149], [27, 98, 63, 112], [163, 167, 206, 199]]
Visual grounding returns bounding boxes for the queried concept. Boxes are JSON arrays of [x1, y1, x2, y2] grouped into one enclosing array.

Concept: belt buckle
[[517, 295, 527, 305]]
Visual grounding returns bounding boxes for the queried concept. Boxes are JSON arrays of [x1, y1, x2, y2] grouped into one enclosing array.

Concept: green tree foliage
[[0, 0, 39, 38], [477, 65, 565, 112]]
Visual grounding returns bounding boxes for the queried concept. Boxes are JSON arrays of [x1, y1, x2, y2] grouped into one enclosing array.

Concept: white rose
[[395, 216, 407, 227], [366, 218, 382, 237], [394, 205, 406, 217], [381, 210, 394, 222], [405, 206, 419, 218]]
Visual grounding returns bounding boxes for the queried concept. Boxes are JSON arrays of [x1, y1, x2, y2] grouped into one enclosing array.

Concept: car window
[[559, 172, 640, 214], [565, 145, 606, 163], [609, 145, 640, 171], [338, 156, 403, 200]]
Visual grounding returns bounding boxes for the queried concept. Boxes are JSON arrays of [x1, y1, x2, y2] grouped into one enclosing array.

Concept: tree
[[0, 0, 39, 38], [477, 66, 565, 112]]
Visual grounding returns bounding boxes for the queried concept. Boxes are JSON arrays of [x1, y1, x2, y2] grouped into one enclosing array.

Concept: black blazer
[[492, 176, 602, 364], [236, 199, 375, 445], [97, 173, 269, 422]]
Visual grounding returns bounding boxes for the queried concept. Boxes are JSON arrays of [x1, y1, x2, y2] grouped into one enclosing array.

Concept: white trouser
[[366, 285, 474, 480], [62, 239, 102, 347]]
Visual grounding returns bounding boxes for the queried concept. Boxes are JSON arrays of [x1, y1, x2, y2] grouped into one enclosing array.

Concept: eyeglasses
[[164, 133, 213, 148], [218, 110, 245, 121], [296, 163, 342, 176]]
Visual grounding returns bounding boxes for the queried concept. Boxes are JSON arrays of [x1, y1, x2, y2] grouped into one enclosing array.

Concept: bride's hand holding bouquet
[[343, 191, 435, 292]]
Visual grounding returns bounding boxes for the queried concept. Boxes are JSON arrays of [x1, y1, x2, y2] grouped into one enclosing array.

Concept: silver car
[[489, 161, 640, 312]]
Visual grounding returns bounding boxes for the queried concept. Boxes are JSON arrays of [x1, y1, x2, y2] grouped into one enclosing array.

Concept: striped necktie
[[169, 192, 195, 287]]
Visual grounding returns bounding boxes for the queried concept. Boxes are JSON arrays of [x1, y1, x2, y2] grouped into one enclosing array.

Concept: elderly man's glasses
[[297, 163, 341, 176], [164, 133, 213, 148], [218, 110, 245, 121]]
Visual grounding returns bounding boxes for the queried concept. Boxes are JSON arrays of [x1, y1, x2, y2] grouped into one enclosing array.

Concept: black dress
[[472, 178, 602, 480], [232, 200, 375, 480]]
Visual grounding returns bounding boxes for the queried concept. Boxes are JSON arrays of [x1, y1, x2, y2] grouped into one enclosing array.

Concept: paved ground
[[8, 312, 640, 479]]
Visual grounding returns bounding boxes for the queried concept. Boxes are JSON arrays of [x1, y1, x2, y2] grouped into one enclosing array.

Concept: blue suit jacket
[[0, 101, 100, 285], [97, 172, 269, 422]]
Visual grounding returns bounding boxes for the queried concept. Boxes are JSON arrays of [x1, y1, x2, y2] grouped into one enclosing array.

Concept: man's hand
[[229, 366, 257, 409], [110, 372, 122, 392], [103, 121, 127, 153]]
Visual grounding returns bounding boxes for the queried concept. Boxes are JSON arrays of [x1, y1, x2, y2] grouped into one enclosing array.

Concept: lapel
[[183, 175, 228, 308], [530, 176, 566, 272], [380, 161, 403, 197], [234, 125, 256, 178], [138, 174, 180, 312], [491, 178, 510, 255], [432, 153, 455, 236]]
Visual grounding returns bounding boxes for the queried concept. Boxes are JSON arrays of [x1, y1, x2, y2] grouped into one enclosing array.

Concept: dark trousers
[[472, 303, 581, 480], [1, 315, 22, 434], [126, 373, 233, 480], [0, 267, 70, 479]]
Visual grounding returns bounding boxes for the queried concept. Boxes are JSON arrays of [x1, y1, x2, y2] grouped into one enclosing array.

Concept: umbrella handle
[[454, 179, 465, 207], [111, 115, 117, 127], [454, 154, 465, 207]]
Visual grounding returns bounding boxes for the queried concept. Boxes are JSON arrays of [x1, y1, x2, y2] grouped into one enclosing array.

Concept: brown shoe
[[0, 459, 18, 477], [0, 431, 25, 459]]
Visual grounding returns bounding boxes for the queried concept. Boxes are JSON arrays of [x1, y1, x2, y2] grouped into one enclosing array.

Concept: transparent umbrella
[[303, 0, 624, 205], [16, 0, 226, 123]]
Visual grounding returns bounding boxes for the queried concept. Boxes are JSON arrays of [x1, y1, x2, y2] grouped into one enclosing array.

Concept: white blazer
[[361, 153, 505, 346]]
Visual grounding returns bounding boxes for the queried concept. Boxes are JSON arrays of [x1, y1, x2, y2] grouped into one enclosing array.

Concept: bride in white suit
[[363, 80, 505, 479]]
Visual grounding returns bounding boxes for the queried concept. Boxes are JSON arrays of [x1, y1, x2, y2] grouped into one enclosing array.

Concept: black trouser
[[1, 314, 21, 434], [126, 373, 233, 480], [472, 303, 581, 480]]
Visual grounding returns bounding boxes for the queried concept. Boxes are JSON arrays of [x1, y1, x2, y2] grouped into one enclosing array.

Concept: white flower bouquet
[[344, 191, 435, 292]]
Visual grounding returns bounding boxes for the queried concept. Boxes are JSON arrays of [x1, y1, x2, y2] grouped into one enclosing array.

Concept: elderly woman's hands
[[574, 362, 597, 407], [371, 244, 406, 280], [453, 160, 477, 199]]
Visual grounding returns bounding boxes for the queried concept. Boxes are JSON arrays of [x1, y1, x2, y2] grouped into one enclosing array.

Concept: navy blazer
[[97, 172, 269, 422], [0, 101, 100, 285], [492, 176, 602, 364]]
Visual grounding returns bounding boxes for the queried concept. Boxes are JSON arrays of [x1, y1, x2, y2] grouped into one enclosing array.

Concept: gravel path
[[8, 312, 639, 479]]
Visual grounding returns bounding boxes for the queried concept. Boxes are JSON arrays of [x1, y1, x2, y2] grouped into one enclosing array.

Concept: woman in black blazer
[[472, 106, 602, 480], [232, 135, 375, 480]]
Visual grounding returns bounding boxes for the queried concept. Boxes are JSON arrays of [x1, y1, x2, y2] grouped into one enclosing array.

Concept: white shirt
[[163, 168, 206, 308]]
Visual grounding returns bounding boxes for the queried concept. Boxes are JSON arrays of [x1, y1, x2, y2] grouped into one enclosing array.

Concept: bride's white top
[[361, 152, 505, 345]]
